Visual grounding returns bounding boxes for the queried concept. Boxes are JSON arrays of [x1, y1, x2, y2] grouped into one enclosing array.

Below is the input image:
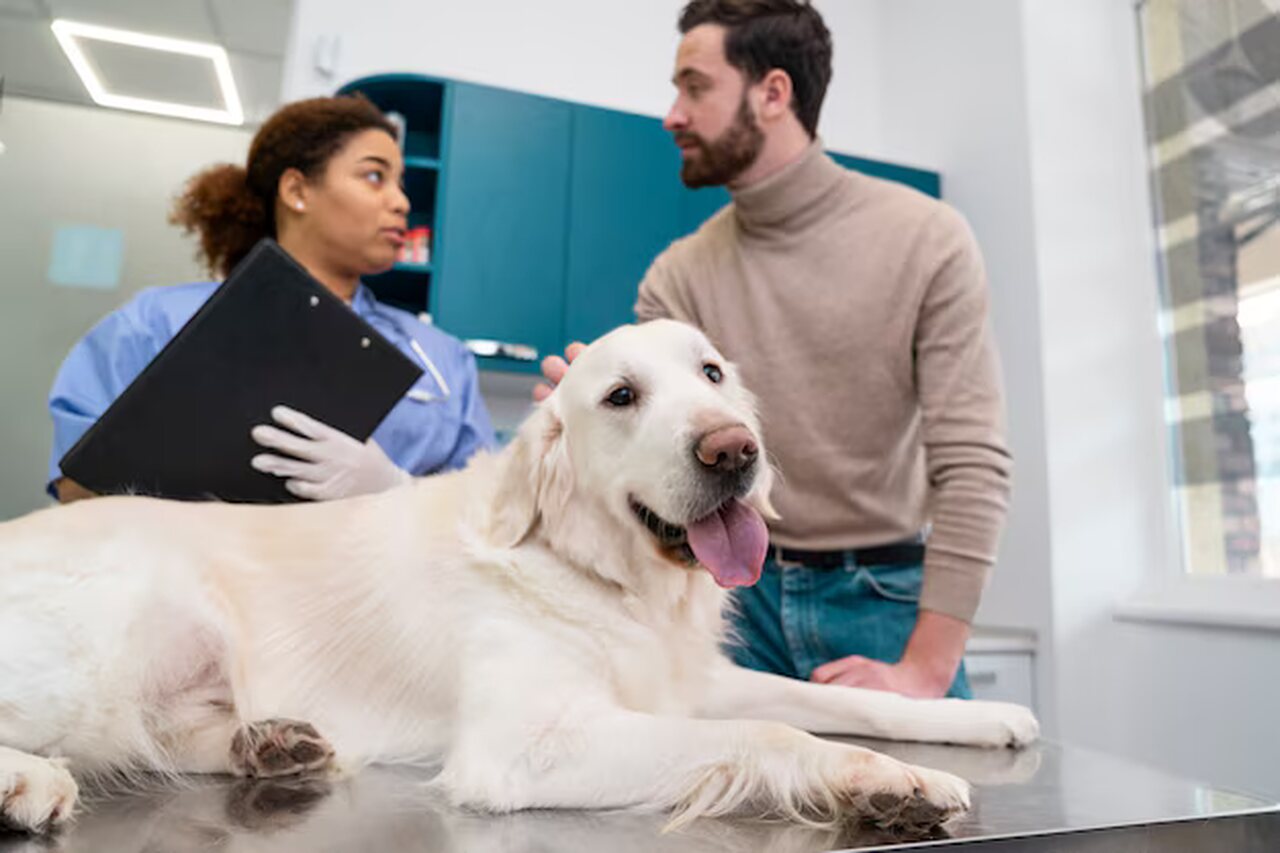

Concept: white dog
[[0, 319, 1037, 836]]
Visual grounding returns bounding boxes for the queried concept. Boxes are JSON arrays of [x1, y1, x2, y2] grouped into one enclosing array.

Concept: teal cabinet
[[829, 151, 941, 198], [432, 83, 572, 373], [563, 106, 687, 346], [679, 184, 731, 237]]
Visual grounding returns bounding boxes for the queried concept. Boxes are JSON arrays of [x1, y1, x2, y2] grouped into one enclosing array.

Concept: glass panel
[[1137, 0, 1280, 576]]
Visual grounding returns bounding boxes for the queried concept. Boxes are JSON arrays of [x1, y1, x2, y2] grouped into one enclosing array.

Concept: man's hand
[[809, 656, 948, 698], [533, 342, 586, 402], [810, 609, 971, 699], [250, 405, 411, 501]]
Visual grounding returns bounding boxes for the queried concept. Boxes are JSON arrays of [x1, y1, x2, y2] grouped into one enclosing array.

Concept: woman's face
[[292, 129, 410, 277]]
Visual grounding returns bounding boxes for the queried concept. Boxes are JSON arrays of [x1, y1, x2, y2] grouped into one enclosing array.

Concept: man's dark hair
[[678, 0, 833, 138]]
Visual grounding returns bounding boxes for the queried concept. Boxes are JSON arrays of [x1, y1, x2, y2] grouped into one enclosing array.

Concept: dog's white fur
[[0, 320, 1037, 835]]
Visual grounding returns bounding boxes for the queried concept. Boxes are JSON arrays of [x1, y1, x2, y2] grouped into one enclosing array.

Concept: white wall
[[810, 0, 886, 159], [282, 0, 690, 114], [0, 98, 250, 521], [281, 0, 887, 154]]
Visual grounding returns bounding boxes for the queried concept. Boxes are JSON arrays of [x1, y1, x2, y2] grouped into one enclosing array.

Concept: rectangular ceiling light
[[51, 19, 244, 126]]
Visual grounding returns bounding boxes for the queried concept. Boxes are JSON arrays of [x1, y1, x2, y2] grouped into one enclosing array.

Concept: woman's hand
[[250, 406, 410, 501]]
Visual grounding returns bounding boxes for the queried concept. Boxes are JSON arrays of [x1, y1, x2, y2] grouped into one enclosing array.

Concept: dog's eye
[[605, 385, 636, 407], [703, 363, 723, 384]]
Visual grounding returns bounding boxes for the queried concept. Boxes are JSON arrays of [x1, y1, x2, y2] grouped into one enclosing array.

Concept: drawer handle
[[465, 339, 539, 362], [968, 671, 998, 686]]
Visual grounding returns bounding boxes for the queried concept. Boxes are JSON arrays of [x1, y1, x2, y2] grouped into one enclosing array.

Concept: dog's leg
[[697, 662, 1039, 748], [162, 714, 335, 779], [0, 746, 78, 834], [439, 706, 969, 832]]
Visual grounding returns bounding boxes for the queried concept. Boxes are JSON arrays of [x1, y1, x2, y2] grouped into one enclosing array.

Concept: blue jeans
[[725, 554, 972, 699]]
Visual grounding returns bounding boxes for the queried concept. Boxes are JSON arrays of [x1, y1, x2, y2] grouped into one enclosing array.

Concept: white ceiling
[[0, 0, 294, 125]]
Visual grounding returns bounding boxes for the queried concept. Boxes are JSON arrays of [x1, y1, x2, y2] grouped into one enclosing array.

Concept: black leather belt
[[767, 540, 925, 569]]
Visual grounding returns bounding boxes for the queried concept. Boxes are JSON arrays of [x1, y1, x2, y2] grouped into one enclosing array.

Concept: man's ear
[[488, 396, 571, 548], [756, 68, 794, 122]]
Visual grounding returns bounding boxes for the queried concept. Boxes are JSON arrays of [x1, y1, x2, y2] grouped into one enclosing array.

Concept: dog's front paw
[[963, 701, 1040, 749], [0, 752, 78, 834], [839, 748, 970, 832], [230, 719, 335, 779]]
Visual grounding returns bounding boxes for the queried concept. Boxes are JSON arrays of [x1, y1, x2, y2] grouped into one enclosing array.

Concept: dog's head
[[490, 319, 776, 590]]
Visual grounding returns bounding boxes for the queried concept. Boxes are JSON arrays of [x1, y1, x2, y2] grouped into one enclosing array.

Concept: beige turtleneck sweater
[[635, 141, 1011, 622]]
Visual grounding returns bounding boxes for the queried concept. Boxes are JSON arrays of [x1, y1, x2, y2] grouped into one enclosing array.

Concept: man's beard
[[675, 95, 765, 189]]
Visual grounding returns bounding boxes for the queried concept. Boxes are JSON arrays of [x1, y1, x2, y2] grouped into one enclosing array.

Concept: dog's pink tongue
[[685, 499, 768, 589]]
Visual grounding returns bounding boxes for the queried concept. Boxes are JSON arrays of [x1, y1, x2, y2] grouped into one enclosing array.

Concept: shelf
[[367, 265, 429, 314], [393, 261, 433, 274], [339, 75, 446, 162]]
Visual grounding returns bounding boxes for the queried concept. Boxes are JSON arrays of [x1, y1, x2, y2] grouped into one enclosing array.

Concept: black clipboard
[[59, 239, 424, 503]]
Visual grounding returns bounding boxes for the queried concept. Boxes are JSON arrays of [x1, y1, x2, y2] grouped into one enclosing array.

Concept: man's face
[[664, 24, 765, 188]]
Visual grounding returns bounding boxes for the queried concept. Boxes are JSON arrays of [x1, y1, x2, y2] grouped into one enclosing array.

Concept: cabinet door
[[562, 107, 687, 346], [434, 83, 572, 372], [678, 184, 731, 238], [963, 652, 1036, 711], [829, 151, 941, 198]]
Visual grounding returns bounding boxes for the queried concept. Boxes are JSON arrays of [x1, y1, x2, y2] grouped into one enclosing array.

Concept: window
[[1138, 0, 1280, 578]]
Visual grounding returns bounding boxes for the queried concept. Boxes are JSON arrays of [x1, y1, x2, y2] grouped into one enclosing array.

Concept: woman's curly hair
[[170, 94, 396, 278]]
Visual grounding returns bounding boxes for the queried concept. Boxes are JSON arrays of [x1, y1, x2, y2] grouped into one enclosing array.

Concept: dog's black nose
[[695, 425, 758, 473]]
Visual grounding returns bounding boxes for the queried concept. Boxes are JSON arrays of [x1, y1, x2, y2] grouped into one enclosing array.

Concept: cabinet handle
[[465, 339, 539, 362], [968, 671, 998, 686]]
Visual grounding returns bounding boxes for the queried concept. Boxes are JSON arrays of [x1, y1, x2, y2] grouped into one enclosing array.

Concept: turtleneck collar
[[729, 138, 850, 235]]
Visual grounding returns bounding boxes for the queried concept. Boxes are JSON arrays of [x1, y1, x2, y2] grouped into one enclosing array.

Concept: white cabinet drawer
[[963, 651, 1036, 711]]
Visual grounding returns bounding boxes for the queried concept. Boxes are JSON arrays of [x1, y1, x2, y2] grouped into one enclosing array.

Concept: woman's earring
[[295, 201, 304, 211]]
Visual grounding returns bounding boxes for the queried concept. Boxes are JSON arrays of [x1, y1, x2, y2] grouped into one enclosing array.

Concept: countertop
[[1, 737, 1275, 852]]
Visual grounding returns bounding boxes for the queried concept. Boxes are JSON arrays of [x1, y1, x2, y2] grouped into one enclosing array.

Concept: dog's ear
[[488, 397, 573, 548]]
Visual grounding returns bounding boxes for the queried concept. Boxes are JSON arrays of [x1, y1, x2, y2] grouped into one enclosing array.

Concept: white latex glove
[[250, 405, 411, 501]]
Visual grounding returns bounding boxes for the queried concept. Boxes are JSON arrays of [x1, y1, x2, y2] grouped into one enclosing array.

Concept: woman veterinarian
[[46, 95, 493, 503]]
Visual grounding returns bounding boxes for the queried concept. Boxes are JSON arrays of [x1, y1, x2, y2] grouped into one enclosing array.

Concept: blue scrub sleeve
[[46, 309, 160, 496], [440, 349, 496, 471]]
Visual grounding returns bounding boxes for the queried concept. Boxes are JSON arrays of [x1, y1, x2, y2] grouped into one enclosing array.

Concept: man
[[542, 0, 1011, 699]]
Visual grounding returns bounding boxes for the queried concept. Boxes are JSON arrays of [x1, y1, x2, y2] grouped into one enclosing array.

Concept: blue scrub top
[[47, 280, 495, 496]]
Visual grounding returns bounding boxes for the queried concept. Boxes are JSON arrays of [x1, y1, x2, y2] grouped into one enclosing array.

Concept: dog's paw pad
[[852, 760, 969, 833], [898, 795, 949, 830], [230, 719, 335, 778], [0, 756, 78, 834]]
